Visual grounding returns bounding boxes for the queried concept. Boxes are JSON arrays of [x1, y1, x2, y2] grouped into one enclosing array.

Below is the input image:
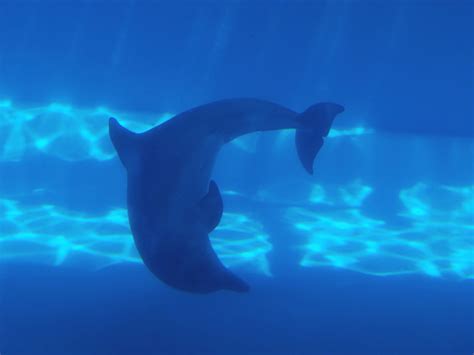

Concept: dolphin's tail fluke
[[295, 103, 344, 174]]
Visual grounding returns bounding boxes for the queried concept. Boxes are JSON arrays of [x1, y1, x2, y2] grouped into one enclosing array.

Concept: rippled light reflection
[[1, 100, 472, 280], [0, 100, 173, 161], [0, 100, 372, 161], [288, 182, 474, 279], [0, 199, 271, 275]]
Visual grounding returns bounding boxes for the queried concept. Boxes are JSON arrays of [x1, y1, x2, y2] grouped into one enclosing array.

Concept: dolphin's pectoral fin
[[198, 180, 223, 232], [295, 103, 344, 175]]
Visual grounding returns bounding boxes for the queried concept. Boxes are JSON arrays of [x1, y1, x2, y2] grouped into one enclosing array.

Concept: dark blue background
[[0, 0, 472, 136], [1, 264, 474, 355]]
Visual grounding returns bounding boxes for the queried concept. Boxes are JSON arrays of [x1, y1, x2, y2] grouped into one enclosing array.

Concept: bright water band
[[0, 99, 370, 162], [0, 100, 472, 280]]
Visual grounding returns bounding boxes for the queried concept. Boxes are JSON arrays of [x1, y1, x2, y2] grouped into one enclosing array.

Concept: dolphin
[[109, 98, 344, 293]]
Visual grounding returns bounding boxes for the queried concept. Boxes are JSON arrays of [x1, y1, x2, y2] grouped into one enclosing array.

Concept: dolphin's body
[[109, 98, 343, 293]]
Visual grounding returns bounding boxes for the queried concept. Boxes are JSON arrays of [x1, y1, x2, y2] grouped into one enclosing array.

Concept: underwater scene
[[0, 1, 473, 354]]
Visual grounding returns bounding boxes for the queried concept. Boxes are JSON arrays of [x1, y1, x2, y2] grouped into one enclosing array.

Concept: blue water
[[0, 1, 473, 354]]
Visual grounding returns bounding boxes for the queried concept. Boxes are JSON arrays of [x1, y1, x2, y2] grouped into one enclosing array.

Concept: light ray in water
[[0, 181, 472, 279], [0, 100, 173, 161], [0, 100, 471, 279], [0, 199, 272, 275], [0, 99, 371, 161], [288, 182, 474, 279]]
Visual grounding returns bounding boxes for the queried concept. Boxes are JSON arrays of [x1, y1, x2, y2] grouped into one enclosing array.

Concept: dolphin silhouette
[[109, 98, 343, 293]]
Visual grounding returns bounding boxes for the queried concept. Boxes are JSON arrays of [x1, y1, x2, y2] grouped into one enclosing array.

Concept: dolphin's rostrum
[[109, 98, 343, 293]]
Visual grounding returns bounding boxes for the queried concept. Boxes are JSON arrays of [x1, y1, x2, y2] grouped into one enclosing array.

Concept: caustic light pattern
[[0, 100, 173, 161], [0, 182, 472, 279], [0, 100, 472, 280], [0, 100, 371, 161], [0, 199, 272, 275], [289, 182, 473, 279]]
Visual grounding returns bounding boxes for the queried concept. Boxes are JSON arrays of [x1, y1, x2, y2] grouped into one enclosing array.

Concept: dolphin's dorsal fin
[[198, 180, 223, 232], [109, 117, 139, 170]]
